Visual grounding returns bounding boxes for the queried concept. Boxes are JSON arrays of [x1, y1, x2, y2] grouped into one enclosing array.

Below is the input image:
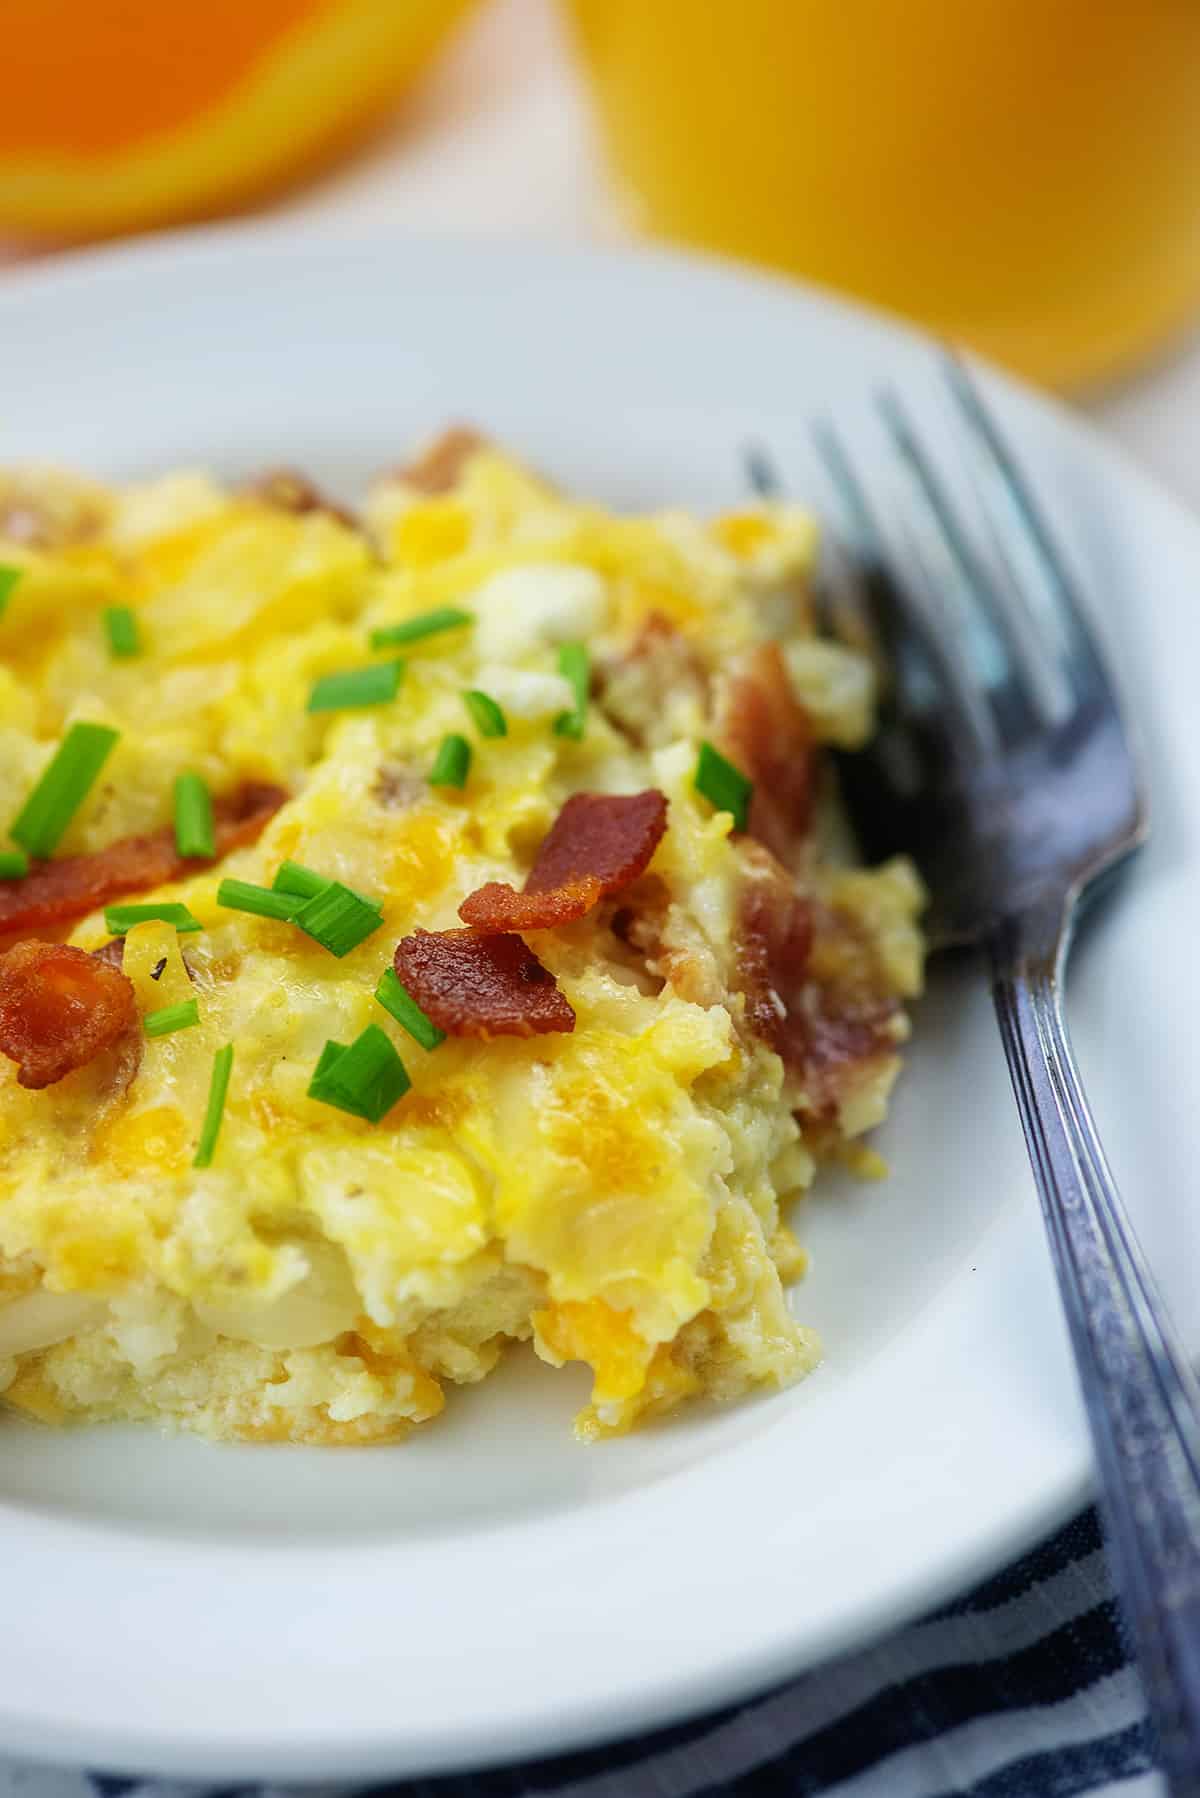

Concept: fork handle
[[990, 895, 1200, 1795]]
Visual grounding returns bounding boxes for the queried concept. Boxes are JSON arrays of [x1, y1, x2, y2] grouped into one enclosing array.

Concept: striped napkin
[[0, 1506, 1161, 1798]]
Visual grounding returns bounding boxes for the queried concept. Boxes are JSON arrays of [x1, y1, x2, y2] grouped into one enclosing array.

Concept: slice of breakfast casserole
[[0, 433, 923, 1443]]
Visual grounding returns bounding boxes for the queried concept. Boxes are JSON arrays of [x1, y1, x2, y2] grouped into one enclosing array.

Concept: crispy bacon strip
[[243, 468, 356, 530], [394, 929, 575, 1038], [718, 643, 815, 869], [737, 852, 815, 1051], [737, 845, 898, 1119], [0, 940, 137, 1089], [398, 427, 487, 496], [0, 781, 286, 940], [459, 791, 668, 933]]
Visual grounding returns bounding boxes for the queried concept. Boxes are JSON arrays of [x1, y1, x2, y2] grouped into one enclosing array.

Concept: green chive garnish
[[104, 901, 202, 935], [306, 1040, 362, 1113], [144, 998, 200, 1039], [193, 1043, 234, 1168], [103, 605, 141, 660], [216, 878, 302, 922], [429, 732, 471, 789], [294, 880, 383, 958], [369, 607, 472, 650], [310, 1040, 349, 1085], [694, 741, 753, 834], [307, 1025, 410, 1124], [10, 722, 119, 859], [271, 860, 327, 901], [0, 850, 29, 880], [463, 689, 507, 738], [307, 660, 404, 713], [375, 966, 446, 1051], [0, 565, 23, 617], [271, 860, 381, 913], [554, 642, 589, 740], [174, 772, 216, 860]]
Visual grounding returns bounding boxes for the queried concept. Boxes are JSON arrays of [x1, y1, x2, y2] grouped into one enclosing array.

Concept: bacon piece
[[736, 845, 897, 1120], [718, 643, 815, 869], [0, 781, 286, 941], [398, 427, 487, 496], [737, 851, 815, 1051], [0, 940, 137, 1089], [394, 929, 575, 1038], [525, 792, 668, 900], [459, 791, 668, 933], [243, 468, 356, 530]]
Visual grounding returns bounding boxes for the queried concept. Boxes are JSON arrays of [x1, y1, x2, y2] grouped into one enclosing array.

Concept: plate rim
[[0, 1472, 1089, 1782]]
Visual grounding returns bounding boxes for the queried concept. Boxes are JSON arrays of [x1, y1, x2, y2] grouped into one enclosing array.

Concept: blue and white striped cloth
[[0, 1507, 1162, 1798]]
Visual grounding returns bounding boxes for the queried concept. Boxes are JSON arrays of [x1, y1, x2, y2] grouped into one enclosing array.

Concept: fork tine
[[809, 419, 888, 569], [743, 441, 852, 642], [810, 417, 995, 757], [743, 442, 783, 499], [875, 388, 1044, 742], [941, 352, 1108, 689]]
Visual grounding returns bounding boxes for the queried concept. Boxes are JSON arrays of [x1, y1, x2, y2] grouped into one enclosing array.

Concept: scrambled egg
[[0, 439, 923, 1444]]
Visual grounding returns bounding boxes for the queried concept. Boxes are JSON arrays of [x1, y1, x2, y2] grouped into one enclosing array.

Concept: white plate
[[0, 231, 1197, 1782]]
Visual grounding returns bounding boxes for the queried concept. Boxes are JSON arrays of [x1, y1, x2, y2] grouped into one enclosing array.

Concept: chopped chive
[[104, 900, 202, 935], [307, 660, 404, 713], [311, 1040, 350, 1087], [216, 878, 302, 922], [271, 860, 326, 901], [554, 641, 590, 740], [369, 607, 473, 650], [306, 1039, 370, 1116], [306, 1041, 371, 1119], [307, 1024, 409, 1124], [143, 998, 200, 1039], [10, 721, 120, 859], [0, 849, 29, 880], [429, 732, 471, 789], [193, 1043, 234, 1168], [375, 966, 446, 1051], [294, 880, 383, 958], [173, 772, 215, 860], [0, 564, 23, 617], [694, 741, 753, 834], [271, 860, 381, 913], [462, 689, 507, 739], [103, 605, 141, 660]]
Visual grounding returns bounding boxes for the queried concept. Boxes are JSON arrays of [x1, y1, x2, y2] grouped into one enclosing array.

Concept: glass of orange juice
[[562, 0, 1200, 391]]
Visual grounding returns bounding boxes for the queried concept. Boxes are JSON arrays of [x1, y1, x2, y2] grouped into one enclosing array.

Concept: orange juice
[[564, 0, 1200, 390]]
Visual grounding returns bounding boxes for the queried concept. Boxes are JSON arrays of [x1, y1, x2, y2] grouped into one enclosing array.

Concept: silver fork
[[771, 356, 1200, 1793]]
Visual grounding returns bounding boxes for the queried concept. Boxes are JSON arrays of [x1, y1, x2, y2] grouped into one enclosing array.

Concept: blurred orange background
[[564, 0, 1200, 392], [3, 0, 1200, 396], [0, 0, 477, 240]]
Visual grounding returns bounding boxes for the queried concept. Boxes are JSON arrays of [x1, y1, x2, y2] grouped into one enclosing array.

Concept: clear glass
[[563, 0, 1200, 392]]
